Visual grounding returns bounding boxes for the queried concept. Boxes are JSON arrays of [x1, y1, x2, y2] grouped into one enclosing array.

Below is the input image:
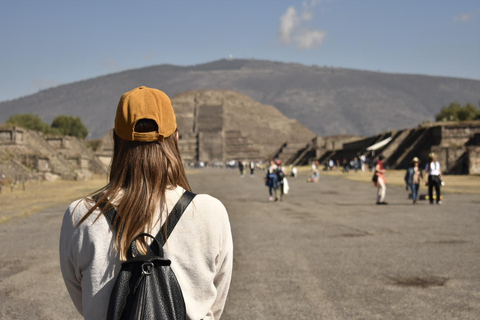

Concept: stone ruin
[[174, 90, 316, 164], [95, 90, 317, 166], [430, 122, 480, 174], [0, 127, 24, 145], [316, 121, 480, 174], [0, 126, 107, 182], [5, 91, 476, 181], [93, 90, 480, 175]]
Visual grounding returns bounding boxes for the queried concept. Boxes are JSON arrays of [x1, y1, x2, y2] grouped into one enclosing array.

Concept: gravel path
[[1, 169, 478, 319]]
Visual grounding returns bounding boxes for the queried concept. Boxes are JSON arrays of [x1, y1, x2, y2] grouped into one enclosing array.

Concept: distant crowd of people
[[187, 153, 445, 206], [323, 154, 371, 173]]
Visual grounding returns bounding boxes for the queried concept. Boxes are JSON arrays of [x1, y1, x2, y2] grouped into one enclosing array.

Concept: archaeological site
[[1, 90, 479, 183]]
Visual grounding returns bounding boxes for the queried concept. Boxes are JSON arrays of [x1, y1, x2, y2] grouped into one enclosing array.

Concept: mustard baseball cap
[[114, 86, 177, 142]]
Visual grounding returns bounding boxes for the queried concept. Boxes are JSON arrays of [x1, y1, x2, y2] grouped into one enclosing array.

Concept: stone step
[[381, 129, 412, 160], [393, 129, 429, 168]]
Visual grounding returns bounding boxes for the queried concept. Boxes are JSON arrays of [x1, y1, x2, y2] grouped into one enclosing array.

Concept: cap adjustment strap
[[133, 132, 164, 142]]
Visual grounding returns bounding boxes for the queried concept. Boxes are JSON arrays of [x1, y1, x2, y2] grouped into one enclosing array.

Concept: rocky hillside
[[1, 59, 479, 138], [0, 126, 106, 180]]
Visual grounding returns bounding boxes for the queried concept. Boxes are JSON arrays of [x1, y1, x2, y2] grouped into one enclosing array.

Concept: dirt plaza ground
[[0, 168, 479, 319]]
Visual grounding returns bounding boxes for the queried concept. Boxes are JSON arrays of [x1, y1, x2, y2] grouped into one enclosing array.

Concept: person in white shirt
[[59, 86, 233, 320], [425, 152, 443, 205], [360, 154, 366, 172], [291, 166, 298, 178]]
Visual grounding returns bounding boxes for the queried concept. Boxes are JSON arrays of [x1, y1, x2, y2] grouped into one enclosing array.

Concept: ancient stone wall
[[223, 131, 263, 161], [0, 128, 24, 145], [319, 122, 479, 174], [468, 147, 480, 174], [37, 157, 50, 172], [432, 146, 469, 174], [198, 132, 223, 162], [323, 135, 363, 151], [178, 133, 198, 163], [0, 127, 106, 180], [342, 136, 377, 152], [468, 133, 480, 146], [46, 136, 71, 149], [0, 130, 14, 143], [440, 124, 480, 148], [67, 156, 89, 169], [196, 105, 224, 162]]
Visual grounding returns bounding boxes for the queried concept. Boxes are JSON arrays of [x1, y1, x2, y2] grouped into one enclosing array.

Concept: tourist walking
[[353, 156, 360, 172], [405, 157, 424, 204], [328, 159, 334, 170], [239, 160, 245, 177], [374, 155, 387, 205], [342, 158, 350, 173], [275, 160, 286, 201], [265, 159, 279, 201], [59, 86, 233, 319], [360, 154, 366, 172], [425, 152, 443, 204], [367, 157, 375, 172], [249, 160, 255, 177]]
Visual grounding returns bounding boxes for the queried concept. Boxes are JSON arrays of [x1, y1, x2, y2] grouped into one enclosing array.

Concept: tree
[[51, 115, 89, 139], [6, 114, 52, 134], [457, 103, 478, 121], [435, 102, 480, 122]]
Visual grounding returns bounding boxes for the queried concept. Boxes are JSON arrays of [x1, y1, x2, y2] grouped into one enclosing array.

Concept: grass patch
[[0, 171, 202, 223], [0, 177, 108, 224]]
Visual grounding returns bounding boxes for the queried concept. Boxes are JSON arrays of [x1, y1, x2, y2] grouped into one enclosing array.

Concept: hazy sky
[[1, 0, 479, 102]]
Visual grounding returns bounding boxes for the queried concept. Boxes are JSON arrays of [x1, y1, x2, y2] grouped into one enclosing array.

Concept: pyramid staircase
[[380, 129, 412, 160], [388, 128, 429, 168], [224, 130, 264, 160]]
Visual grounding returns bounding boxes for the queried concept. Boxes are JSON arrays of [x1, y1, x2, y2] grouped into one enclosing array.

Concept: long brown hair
[[78, 119, 191, 260]]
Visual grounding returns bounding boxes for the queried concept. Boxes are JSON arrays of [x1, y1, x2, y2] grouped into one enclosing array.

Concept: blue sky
[[1, 0, 479, 102]]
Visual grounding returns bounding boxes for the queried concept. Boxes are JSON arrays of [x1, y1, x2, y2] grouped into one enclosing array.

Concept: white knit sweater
[[59, 186, 233, 320]]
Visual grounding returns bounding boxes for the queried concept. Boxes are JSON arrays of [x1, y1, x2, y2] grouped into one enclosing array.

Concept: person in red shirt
[[374, 155, 387, 205]]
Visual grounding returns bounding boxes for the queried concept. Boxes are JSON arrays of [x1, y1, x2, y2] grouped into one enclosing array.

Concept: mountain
[[1, 59, 479, 139]]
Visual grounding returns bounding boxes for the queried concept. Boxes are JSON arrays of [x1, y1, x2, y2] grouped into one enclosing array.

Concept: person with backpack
[[59, 86, 233, 320], [265, 159, 278, 201], [275, 160, 286, 201], [405, 157, 424, 204]]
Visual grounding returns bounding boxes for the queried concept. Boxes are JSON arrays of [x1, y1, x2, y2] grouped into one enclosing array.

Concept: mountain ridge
[[1, 59, 479, 139]]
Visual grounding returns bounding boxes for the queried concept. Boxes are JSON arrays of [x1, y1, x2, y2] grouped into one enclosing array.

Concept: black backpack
[[276, 168, 285, 181], [103, 191, 196, 320]]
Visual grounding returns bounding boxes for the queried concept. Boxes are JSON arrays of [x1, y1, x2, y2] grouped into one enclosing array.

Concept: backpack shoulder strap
[[93, 194, 118, 229], [100, 190, 196, 246], [155, 190, 196, 247], [103, 207, 118, 229]]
